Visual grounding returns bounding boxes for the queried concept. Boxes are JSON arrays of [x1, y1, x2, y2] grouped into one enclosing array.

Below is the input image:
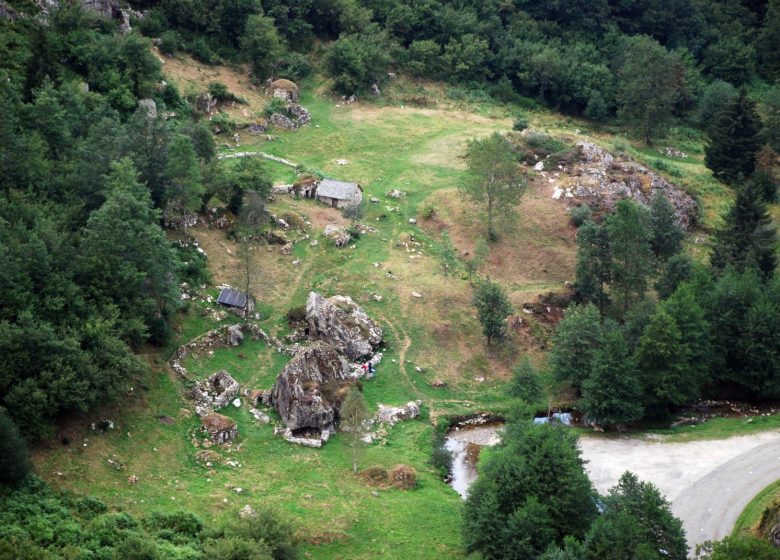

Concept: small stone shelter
[[202, 412, 237, 444], [269, 79, 299, 103], [315, 179, 363, 209]]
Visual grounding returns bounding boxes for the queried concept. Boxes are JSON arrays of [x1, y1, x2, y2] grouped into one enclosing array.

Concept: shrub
[[570, 204, 592, 227], [137, 7, 167, 37], [513, 113, 530, 132], [144, 510, 203, 539], [209, 111, 237, 135], [208, 82, 234, 102], [263, 97, 288, 118], [276, 53, 312, 81], [612, 136, 630, 154], [158, 31, 182, 56], [190, 37, 217, 64], [225, 509, 298, 560], [0, 409, 31, 487]]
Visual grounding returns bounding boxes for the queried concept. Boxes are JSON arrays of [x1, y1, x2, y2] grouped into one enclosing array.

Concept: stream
[[444, 414, 573, 498], [444, 424, 503, 498]]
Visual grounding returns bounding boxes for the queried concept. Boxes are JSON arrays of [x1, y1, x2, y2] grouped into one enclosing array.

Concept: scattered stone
[[249, 123, 266, 135], [386, 189, 405, 199], [411, 291, 422, 298], [232, 398, 241, 408], [375, 401, 421, 425], [534, 161, 544, 171], [371, 490, 380, 497], [662, 146, 687, 159], [292, 259, 301, 266], [370, 197, 380, 203], [306, 292, 383, 360], [324, 224, 351, 248], [336, 159, 349, 166], [280, 243, 293, 255], [310, 239, 319, 247], [137, 98, 157, 119], [370, 83, 381, 96], [194, 92, 217, 114], [239, 504, 256, 519], [202, 413, 237, 444], [249, 408, 270, 424], [127, 475, 138, 484], [408, 218, 417, 225], [430, 379, 446, 388], [372, 294, 383, 302]]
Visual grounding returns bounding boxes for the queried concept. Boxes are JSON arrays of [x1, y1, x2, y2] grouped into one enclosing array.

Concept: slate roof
[[317, 179, 361, 200], [217, 287, 248, 308]]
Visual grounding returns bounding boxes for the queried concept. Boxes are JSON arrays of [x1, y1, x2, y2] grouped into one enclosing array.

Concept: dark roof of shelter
[[217, 287, 248, 308]]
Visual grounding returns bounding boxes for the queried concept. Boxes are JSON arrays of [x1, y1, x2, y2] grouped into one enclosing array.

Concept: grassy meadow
[[32, 56, 780, 557]]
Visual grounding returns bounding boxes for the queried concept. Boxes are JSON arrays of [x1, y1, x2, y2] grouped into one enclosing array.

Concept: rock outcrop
[[270, 341, 351, 433], [306, 292, 383, 360], [564, 141, 698, 229], [323, 225, 351, 247]]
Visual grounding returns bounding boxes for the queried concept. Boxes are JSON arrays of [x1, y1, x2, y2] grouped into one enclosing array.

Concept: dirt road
[[579, 431, 780, 550]]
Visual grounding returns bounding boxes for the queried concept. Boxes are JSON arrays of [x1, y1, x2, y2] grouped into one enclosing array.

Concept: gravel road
[[579, 431, 780, 550]]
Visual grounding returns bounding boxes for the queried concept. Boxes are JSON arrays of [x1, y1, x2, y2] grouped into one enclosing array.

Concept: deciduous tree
[[607, 200, 655, 316], [462, 132, 525, 242], [472, 279, 512, 344], [339, 387, 371, 472]]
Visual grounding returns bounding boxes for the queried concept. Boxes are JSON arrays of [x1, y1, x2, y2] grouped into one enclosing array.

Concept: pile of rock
[[375, 401, 422, 426], [269, 104, 311, 131], [552, 141, 697, 229], [323, 225, 351, 248]]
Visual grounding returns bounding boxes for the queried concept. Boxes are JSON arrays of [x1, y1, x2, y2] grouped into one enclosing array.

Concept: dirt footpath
[[579, 431, 780, 550]]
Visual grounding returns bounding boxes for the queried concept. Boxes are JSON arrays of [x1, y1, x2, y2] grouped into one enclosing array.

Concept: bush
[[190, 37, 217, 64], [612, 136, 630, 154], [225, 509, 298, 560], [570, 204, 592, 227], [144, 510, 203, 539], [158, 31, 182, 56], [209, 111, 237, 135], [263, 97, 288, 118], [276, 53, 312, 81], [513, 113, 530, 132], [208, 82, 235, 102], [0, 409, 31, 487], [137, 7, 167, 37]]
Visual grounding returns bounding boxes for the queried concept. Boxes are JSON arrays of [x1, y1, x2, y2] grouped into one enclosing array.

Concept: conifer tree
[[607, 200, 655, 316], [575, 221, 611, 314], [549, 304, 604, 391], [711, 179, 777, 279], [580, 330, 643, 426], [704, 92, 763, 184], [649, 191, 683, 260], [635, 309, 694, 417]]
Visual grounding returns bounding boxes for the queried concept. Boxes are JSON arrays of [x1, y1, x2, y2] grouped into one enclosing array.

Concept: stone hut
[[269, 79, 299, 103], [315, 179, 363, 209], [202, 412, 237, 444]]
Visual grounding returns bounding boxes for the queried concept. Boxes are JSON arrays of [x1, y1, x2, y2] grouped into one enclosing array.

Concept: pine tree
[[549, 304, 605, 391], [758, 0, 780, 81], [575, 221, 611, 314], [472, 279, 512, 344], [580, 330, 644, 426], [704, 92, 763, 184], [649, 191, 683, 260], [635, 309, 694, 417], [607, 200, 655, 316], [711, 179, 777, 279], [510, 357, 544, 404]]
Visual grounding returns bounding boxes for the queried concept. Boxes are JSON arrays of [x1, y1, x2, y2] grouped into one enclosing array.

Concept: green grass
[[35, 74, 780, 559], [733, 479, 780, 537]]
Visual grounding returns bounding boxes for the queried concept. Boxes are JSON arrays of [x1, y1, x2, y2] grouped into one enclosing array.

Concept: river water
[[444, 415, 573, 498], [444, 424, 503, 498]]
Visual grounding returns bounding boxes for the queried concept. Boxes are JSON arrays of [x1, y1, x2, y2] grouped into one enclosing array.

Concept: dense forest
[[2, 0, 780, 558]]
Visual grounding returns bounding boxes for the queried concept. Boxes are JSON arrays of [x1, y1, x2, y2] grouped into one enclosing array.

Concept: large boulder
[[271, 342, 352, 432], [306, 292, 383, 360]]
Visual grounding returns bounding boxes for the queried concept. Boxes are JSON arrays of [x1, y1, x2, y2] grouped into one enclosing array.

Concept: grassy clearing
[[33, 67, 780, 558]]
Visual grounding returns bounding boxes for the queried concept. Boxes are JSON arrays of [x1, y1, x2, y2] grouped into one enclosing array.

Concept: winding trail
[[579, 431, 780, 551]]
